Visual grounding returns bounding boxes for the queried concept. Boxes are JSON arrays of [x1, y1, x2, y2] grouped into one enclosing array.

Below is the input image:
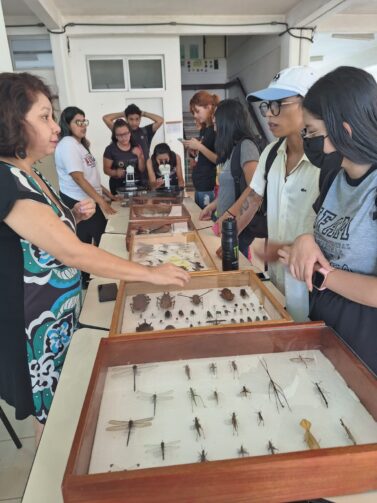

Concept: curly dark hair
[[0, 72, 55, 158]]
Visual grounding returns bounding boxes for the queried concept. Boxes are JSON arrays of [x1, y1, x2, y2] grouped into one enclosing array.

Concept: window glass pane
[[10, 37, 53, 70], [129, 59, 163, 89], [89, 60, 125, 90]]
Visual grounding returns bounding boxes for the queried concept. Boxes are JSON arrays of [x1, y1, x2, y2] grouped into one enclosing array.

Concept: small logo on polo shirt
[[301, 188, 307, 192], [272, 72, 280, 82]]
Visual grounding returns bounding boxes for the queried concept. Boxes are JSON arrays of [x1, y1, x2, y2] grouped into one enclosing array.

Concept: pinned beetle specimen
[[130, 294, 151, 313], [220, 288, 235, 301], [157, 292, 175, 310], [164, 310, 172, 319], [240, 288, 249, 298], [165, 325, 175, 330], [178, 289, 212, 306], [136, 320, 154, 332]]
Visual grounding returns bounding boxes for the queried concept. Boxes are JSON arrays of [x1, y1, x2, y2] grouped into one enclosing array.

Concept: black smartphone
[[97, 283, 118, 302]]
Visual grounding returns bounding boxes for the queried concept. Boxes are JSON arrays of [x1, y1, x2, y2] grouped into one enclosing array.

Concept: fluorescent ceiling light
[[331, 33, 375, 40]]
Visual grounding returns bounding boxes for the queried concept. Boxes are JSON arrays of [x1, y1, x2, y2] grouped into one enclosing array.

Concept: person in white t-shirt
[[234, 66, 320, 321], [55, 107, 116, 286]]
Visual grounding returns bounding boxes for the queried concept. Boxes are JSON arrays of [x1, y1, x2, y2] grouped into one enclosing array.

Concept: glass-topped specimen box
[[62, 322, 377, 503], [129, 201, 191, 224], [125, 219, 195, 251], [109, 270, 292, 337], [128, 230, 217, 274]]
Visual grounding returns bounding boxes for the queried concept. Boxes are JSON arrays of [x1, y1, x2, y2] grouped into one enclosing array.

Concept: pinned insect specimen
[[300, 419, 320, 450], [340, 418, 357, 445], [230, 360, 240, 379], [240, 288, 249, 298], [239, 385, 251, 398], [106, 417, 153, 446], [208, 389, 220, 405], [267, 440, 279, 455], [206, 311, 213, 319], [178, 310, 184, 317], [198, 448, 208, 462], [157, 292, 175, 310], [256, 411, 264, 426], [165, 325, 175, 330], [314, 382, 329, 408], [190, 261, 205, 272], [238, 445, 249, 457], [231, 318, 237, 324], [110, 363, 157, 392], [144, 440, 180, 461], [262, 315, 268, 320], [239, 318, 245, 323], [260, 358, 291, 412], [193, 417, 205, 439], [189, 387, 205, 412], [190, 309, 196, 316], [255, 316, 260, 321], [130, 294, 151, 313], [184, 364, 191, 380], [247, 317, 252, 322], [137, 390, 174, 417], [178, 289, 212, 306], [164, 310, 172, 319], [231, 412, 239, 435], [209, 362, 217, 377], [289, 354, 315, 368], [206, 317, 226, 326], [136, 320, 154, 332], [220, 288, 235, 301]]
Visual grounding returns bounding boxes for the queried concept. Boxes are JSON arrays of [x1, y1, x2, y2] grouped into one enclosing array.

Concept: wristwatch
[[312, 266, 335, 291]]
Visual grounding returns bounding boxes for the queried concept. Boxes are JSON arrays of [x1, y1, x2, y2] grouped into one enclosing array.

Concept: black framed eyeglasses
[[75, 119, 89, 127], [259, 100, 300, 117]]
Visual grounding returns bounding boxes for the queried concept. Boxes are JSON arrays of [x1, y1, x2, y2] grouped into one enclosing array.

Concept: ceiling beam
[[24, 0, 62, 30], [286, 0, 352, 27], [317, 13, 377, 33]]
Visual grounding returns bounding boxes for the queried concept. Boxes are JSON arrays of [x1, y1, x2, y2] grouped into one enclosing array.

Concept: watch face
[[312, 270, 326, 290]]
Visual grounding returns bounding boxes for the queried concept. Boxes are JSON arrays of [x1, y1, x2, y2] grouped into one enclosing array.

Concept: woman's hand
[[183, 138, 202, 151], [285, 233, 331, 290], [72, 198, 96, 223], [148, 263, 190, 287], [199, 203, 214, 221], [116, 168, 125, 179], [99, 200, 117, 215]]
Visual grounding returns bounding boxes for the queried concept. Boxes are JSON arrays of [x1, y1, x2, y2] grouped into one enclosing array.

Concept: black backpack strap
[[260, 137, 285, 213]]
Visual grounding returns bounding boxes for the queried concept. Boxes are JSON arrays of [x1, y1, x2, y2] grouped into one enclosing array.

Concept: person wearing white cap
[[233, 66, 322, 321]]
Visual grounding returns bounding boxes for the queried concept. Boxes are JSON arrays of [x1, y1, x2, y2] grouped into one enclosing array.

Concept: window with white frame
[[8, 36, 54, 70], [87, 56, 164, 92]]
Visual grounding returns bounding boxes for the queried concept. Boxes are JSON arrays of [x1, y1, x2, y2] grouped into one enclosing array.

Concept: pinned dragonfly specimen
[[289, 353, 315, 368], [184, 364, 191, 380], [106, 417, 153, 446], [300, 418, 320, 450], [230, 360, 240, 379], [314, 382, 329, 408], [109, 363, 156, 392], [267, 440, 279, 455], [137, 389, 174, 417], [209, 362, 217, 377], [193, 417, 205, 439], [239, 385, 251, 398], [256, 410, 264, 426], [260, 358, 291, 412], [198, 448, 208, 462], [188, 387, 206, 412], [144, 440, 180, 461], [340, 418, 357, 445], [206, 315, 226, 326], [238, 444, 249, 457]]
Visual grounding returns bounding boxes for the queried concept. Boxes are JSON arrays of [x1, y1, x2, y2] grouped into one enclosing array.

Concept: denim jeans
[[194, 190, 215, 209]]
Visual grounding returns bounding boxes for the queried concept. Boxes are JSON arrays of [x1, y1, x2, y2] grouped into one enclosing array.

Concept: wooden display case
[[109, 270, 292, 337], [128, 230, 217, 274], [62, 322, 377, 503], [126, 219, 195, 251], [132, 193, 184, 205], [129, 201, 191, 223]]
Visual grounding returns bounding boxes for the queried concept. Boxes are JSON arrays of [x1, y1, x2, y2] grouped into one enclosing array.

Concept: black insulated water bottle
[[221, 217, 239, 271]]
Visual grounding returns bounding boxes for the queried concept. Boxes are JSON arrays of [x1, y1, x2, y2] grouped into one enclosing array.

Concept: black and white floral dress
[[0, 161, 82, 423]]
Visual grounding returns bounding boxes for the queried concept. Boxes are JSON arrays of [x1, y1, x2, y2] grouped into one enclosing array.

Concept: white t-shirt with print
[[55, 136, 102, 201], [250, 138, 320, 320]]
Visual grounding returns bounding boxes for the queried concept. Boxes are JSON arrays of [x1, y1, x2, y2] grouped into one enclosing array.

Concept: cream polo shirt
[[250, 138, 320, 297]]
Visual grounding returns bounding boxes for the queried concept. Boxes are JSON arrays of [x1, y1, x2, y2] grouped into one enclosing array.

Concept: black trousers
[[60, 192, 107, 285]]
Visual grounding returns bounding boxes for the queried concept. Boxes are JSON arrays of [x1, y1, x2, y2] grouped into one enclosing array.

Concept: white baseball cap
[[247, 66, 318, 101]]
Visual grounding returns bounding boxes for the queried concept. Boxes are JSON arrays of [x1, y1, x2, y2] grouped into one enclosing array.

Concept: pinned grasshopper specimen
[[238, 444, 249, 457], [198, 448, 208, 462], [267, 440, 279, 455], [193, 417, 205, 439], [300, 418, 320, 450], [188, 387, 206, 412]]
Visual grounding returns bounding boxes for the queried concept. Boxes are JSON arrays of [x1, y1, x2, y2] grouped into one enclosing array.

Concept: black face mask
[[303, 135, 343, 168]]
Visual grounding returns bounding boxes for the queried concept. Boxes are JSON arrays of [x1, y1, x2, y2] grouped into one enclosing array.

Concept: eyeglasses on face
[[259, 99, 300, 117], [75, 119, 89, 127], [300, 128, 328, 139], [116, 132, 131, 138]]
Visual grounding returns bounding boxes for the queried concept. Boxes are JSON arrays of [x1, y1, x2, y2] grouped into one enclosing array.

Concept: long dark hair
[[59, 106, 90, 151], [0, 72, 55, 158], [151, 143, 177, 171], [303, 66, 377, 165], [111, 119, 137, 148], [214, 99, 256, 163]]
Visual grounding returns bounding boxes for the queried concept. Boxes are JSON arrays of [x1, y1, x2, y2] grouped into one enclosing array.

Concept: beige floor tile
[[0, 437, 36, 500], [0, 401, 34, 443]]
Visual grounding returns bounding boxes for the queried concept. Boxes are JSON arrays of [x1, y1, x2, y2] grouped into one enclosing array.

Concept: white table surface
[[23, 197, 376, 502], [104, 200, 129, 234]]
